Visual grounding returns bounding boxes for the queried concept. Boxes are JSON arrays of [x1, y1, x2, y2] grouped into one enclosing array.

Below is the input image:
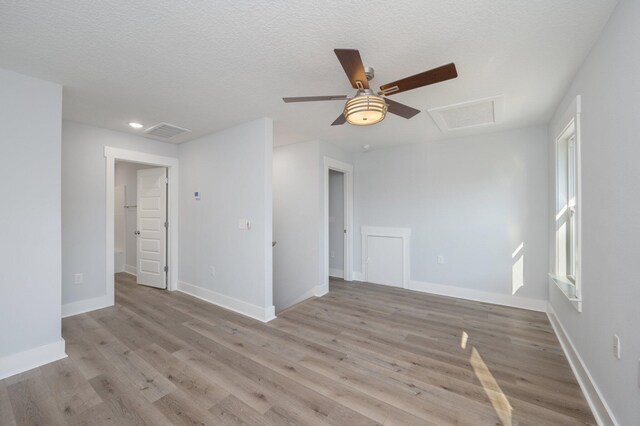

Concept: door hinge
[[165, 177, 168, 184], [164, 265, 168, 273], [164, 221, 168, 229]]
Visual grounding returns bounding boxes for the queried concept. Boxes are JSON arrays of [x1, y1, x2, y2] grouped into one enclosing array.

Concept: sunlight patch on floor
[[460, 331, 468, 349], [470, 346, 513, 425]]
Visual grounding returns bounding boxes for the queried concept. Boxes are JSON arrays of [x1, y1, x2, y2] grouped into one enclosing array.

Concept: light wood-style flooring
[[0, 273, 595, 425]]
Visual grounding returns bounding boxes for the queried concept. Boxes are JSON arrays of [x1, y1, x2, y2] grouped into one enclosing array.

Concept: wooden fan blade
[[331, 113, 346, 126], [334, 49, 369, 90], [379, 63, 457, 96], [385, 98, 421, 119], [283, 95, 348, 103]]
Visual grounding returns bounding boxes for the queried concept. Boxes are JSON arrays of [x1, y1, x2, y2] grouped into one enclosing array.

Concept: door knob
[[134, 230, 140, 235]]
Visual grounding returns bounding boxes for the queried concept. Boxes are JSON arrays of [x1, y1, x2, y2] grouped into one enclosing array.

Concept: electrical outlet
[[74, 273, 83, 284], [613, 334, 621, 360], [437, 256, 445, 265], [210, 266, 216, 277]]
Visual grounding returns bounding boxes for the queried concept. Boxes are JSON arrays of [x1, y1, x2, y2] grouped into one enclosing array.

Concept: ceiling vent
[[144, 122, 191, 139], [428, 95, 504, 132]]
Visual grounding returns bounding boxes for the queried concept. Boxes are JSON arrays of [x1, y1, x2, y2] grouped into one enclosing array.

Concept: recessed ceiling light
[[128, 122, 144, 129]]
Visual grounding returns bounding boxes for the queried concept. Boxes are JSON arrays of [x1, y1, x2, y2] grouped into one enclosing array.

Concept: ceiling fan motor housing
[[364, 66, 375, 81]]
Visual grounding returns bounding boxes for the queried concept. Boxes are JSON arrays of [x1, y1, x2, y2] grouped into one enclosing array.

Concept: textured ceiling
[[0, 0, 617, 150]]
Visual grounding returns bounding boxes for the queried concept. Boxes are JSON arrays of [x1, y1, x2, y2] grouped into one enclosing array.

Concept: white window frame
[[550, 95, 582, 312], [566, 133, 577, 283]]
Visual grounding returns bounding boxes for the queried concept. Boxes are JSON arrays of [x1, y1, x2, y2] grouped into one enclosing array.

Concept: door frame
[[105, 147, 179, 306], [323, 157, 353, 288]]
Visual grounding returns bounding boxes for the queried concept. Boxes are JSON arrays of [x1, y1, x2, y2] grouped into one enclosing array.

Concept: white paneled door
[[366, 235, 403, 288], [136, 167, 167, 289]]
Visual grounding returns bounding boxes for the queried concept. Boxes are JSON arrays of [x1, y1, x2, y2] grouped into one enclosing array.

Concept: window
[[552, 96, 581, 311], [557, 131, 577, 282], [566, 134, 577, 281]]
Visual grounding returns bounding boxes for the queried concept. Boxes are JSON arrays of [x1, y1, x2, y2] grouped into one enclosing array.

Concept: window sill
[[549, 273, 582, 312]]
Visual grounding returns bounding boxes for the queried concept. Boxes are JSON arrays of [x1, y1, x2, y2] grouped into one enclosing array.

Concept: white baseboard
[[62, 294, 112, 318], [177, 281, 276, 323], [353, 271, 365, 281], [277, 283, 329, 313], [329, 268, 344, 279], [546, 304, 618, 426], [408, 280, 547, 312], [0, 339, 67, 380], [350, 273, 546, 312], [124, 264, 137, 276], [314, 283, 329, 297]]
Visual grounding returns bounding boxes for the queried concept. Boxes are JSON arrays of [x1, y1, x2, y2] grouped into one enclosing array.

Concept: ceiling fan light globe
[[344, 95, 387, 126]]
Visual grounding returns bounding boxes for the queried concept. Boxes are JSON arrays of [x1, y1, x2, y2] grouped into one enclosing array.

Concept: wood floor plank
[[136, 343, 230, 409], [0, 380, 17, 426], [210, 394, 275, 426], [173, 347, 275, 414], [39, 357, 102, 418], [153, 390, 222, 425], [62, 333, 115, 381], [66, 402, 120, 426], [298, 354, 498, 425], [189, 317, 433, 425], [1, 368, 42, 387], [7, 375, 67, 426], [88, 372, 170, 425], [115, 304, 186, 353], [94, 338, 176, 403], [0, 273, 596, 425], [182, 320, 379, 426]]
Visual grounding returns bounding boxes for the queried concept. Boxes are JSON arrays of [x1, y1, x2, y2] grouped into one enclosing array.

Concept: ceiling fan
[[283, 49, 458, 126]]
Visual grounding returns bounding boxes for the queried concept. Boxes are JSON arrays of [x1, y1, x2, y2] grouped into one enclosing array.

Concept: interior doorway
[[328, 170, 345, 279], [323, 157, 353, 289], [105, 147, 179, 309], [115, 161, 168, 289]]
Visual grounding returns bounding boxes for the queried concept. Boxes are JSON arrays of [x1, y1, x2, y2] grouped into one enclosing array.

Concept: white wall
[[114, 161, 156, 272], [178, 118, 274, 320], [548, 1, 640, 424], [273, 140, 353, 311], [329, 170, 344, 275], [353, 126, 549, 306], [62, 121, 178, 306], [0, 69, 65, 376], [273, 140, 321, 311]]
